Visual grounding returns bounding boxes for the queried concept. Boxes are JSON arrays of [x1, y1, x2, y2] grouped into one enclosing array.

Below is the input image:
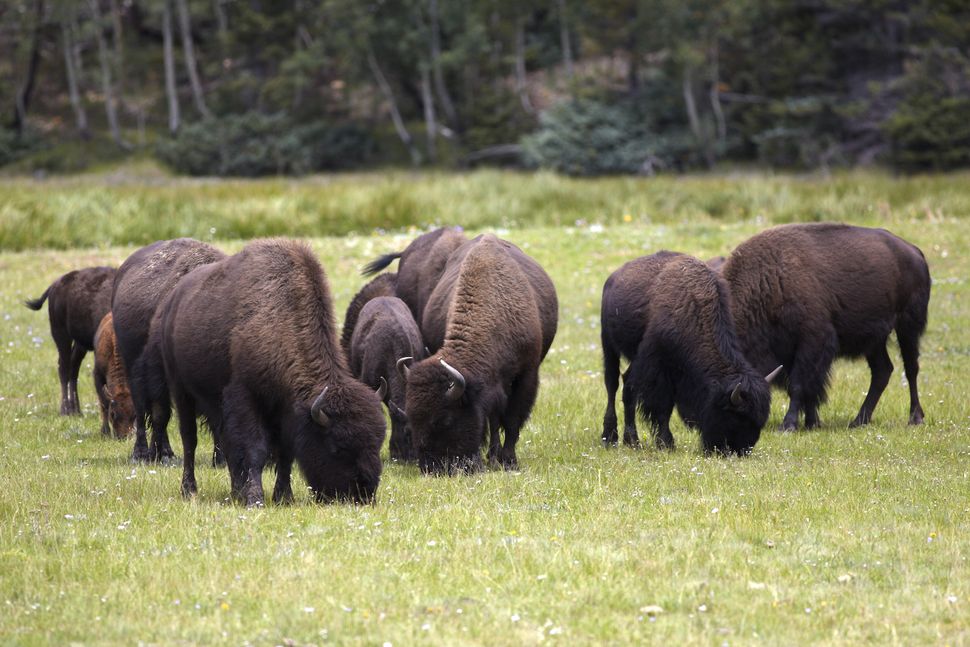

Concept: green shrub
[[155, 112, 374, 176], [0, 128, 40, 168]]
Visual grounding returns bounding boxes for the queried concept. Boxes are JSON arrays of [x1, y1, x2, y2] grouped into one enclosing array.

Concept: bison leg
[[54, 333, 75, 415], [174, 396, 199, 499], [898, 328, 925, 425], [222, 384, 268, 507], [388, 408, 414, 462], [272, 451, 294, 505], [498, 368, 540, 470], [601, 344, 621, 446], [620, 368, 641, 448], [67, 344, 86, 415], [94, 368, 110, 437], [149, 399, 176, 464], [850, 343, 893, 428], [782, 334, 836, 431]]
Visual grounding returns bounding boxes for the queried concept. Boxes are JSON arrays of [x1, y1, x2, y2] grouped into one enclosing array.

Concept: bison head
[[292, 381, 386, 503], [403, 357, 492, 474], [102, 384, 136, 439], [701, 369, 776, 455]]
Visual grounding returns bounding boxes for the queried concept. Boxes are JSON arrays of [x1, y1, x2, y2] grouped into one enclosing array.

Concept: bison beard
[[24, 266, 116, 416], [602, 253, 777, 455], [403, 234, 557, 474], [722, 223, 930, 430], [158, 239, 386, 506]]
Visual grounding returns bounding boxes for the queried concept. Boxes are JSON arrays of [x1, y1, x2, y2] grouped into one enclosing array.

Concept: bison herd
[[25, 223, 930, 506]]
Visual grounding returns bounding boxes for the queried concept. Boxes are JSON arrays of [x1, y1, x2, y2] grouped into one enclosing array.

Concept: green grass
[[0, 174, 968, 645]]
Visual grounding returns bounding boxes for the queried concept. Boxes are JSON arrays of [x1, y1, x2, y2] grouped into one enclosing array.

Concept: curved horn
[[310, 387, 331, 428], [376, 376, 388, 402], [730, 381, 743, 408], [440, 358, 466, 401], [396, 356, 413, 380], [764, 364, 784, 384]]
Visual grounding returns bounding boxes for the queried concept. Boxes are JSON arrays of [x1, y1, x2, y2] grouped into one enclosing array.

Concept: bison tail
[[24, 286, 51, 311], [361, 252, 402, 277]]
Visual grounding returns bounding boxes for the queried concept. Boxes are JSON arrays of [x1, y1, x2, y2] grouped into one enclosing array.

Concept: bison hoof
[[272, 488, 294, 505], [848, 415, 868, 428], [158, 453, 180, 467], [131, 447, 153, 463], [181, 483, 198, 499], [909, 409, 925, 425]]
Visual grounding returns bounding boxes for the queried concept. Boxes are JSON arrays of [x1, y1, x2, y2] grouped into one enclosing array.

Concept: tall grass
[[0, 167, 968, 251], [0, 179, 967, 645]]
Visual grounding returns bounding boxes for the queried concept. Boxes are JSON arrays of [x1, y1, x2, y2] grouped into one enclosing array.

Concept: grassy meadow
[[0, 169, 968, 645]]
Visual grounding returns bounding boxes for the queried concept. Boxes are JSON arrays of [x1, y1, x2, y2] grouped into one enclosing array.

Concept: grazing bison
[[24, 266, 116, 415], [349, 296, 426, 462], [401, 234, 558, 474], [93, 313, 135, 439], [158, 239, 386, 506], [362, 227, 467, 329], [340, 272, 398, 360], [112, 238, 226, 463], [721, 223, 930, 430], [602, 252, 780, 454]]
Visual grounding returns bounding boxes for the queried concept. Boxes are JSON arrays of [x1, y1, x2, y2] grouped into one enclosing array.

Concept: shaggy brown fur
[[361, 227, 467, 332], [25, 266, 116, 415], [340, 272, 398, 361], [158, 239, 386, 507], [404, 234, 557, 474], [603, 253, 773, 454], [112, 238, 226, 463], [349, 296, 426, 462], [722, 223, 930, 430], [93, 313, 135, 439]]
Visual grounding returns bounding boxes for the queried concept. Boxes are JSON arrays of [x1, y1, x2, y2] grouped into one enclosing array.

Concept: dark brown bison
[[112, 238, 226, 463], [24, 266, 116, 415], [602, 252, 781, 454], [721, 223, 930, 430], [349, 296, 426, 462], [362, 227, 467, 329], [401, 234, 558, 474], [93, 313, 135, 439], [158, 239, 386, 506], [340, 272, 398, 360]]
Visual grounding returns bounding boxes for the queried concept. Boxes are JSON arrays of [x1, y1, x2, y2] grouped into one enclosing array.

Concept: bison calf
[[159, 239, 386, 506], [722, 223, 930, 430], [25, 266, 116, 415], [601, 252, 780, 455], [349, 296, 426, 462], [93, 313, 135, 438]]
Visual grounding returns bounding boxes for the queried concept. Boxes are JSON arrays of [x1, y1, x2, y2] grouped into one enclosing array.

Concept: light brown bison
[[93, 313, 135, 439]]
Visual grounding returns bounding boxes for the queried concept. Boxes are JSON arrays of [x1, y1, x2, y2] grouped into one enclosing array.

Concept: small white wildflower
[[511, 614, 521, 622]]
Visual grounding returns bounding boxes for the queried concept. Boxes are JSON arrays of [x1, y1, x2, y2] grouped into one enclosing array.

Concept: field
[[0, 169, 967, 645]]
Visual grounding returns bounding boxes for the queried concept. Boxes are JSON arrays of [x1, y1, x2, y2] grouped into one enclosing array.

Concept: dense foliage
[[1, 0, 968, 175]]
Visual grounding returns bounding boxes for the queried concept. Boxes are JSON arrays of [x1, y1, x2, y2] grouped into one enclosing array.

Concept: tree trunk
[[428, 0, 458, 129], [366, 47, 421, 165], [514, 18, 534, 114], [162, 0, 180, 133], [708, 42, 726, 148], [556, 0, 573, 79], [61, 12, 89, 138], [89, 0, 129, 148], [174, 0, 211, 118], [683, 66, 714, 168], [11, 0, 46, 133], [420, 63, 437, 164], [213, 0, 229, 61], [108, 0, 124, 89]]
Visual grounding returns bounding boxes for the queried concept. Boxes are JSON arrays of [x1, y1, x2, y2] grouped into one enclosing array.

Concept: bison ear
[[764, 364, 784, 384], [376, 376, 388, 402], [310, 387, 331, 428], [396, 356, 413, 380]]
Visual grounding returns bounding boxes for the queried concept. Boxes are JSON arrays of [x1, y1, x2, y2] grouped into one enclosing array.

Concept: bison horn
[[764, 364, 784, 384], [376, 376, 388, 402], [397, 356, 413, 380], [310, 387, 331, 428], [440, 358, 466, 401], [730, 381, 744, 408]]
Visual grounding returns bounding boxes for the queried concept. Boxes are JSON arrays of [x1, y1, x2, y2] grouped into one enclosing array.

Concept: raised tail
[[24, 286, 51, 311], [361, 252, 402, 277]]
